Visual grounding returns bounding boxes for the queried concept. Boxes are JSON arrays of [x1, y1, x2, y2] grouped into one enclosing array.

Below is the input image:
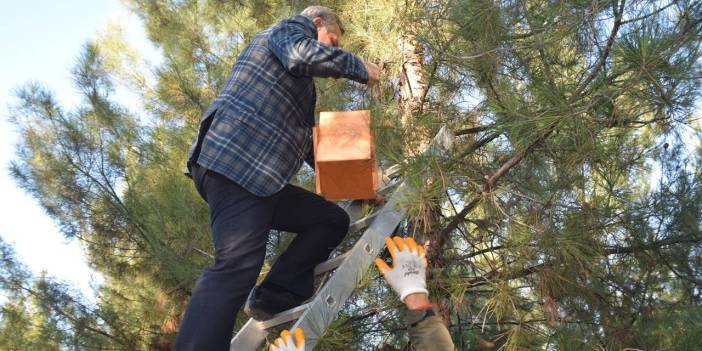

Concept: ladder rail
[[290, 177, 413, 349], [292, 126, 453, 350]]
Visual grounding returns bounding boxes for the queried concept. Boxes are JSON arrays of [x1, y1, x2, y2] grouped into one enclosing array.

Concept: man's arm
[[375, 237, 456, 351], [268, 17, 368, 83], [405, 294, 455, 351]]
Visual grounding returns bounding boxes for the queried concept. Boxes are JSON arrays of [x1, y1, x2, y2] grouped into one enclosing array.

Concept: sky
[[0, 0, 158, 298]]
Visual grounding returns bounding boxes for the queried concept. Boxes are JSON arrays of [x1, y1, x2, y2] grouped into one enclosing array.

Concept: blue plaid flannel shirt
[[186, 15, 368, 196]]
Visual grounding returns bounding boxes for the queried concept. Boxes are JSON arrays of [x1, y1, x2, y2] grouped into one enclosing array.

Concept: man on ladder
[[175, 6, 379, 351]]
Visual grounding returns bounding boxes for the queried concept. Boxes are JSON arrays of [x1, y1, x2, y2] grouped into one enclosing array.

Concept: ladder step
[[377, 178, 399, 195], [383, 164, 401, 178], [314, 252, 349, 275], [259, 303, 310, 329], [230, 318, 265, 349], [348, 211, 379, 232], [230, 304, 311, 349]]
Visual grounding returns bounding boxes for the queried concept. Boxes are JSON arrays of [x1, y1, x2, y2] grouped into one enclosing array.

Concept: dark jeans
[[173, 164, 349, 351]]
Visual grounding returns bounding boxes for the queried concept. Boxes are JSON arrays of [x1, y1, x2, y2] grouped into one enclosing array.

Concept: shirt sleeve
[[268, 18, 368, 84], [407, 312, 455, 351]]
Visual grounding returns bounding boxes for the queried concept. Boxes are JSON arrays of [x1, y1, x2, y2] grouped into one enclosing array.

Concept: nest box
[[313, 110, 378, 200]]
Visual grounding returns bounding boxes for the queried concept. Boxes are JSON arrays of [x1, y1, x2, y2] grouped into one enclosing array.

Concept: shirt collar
[[290, 15, 318, 40]]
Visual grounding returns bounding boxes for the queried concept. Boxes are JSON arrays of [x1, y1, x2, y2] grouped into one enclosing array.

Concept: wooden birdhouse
[[313, 110, 378, 200]]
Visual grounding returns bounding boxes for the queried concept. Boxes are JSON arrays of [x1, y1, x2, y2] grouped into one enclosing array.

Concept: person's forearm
[[375, 239, 453, 350], [407, 314, 455, 351], [404, 292, 431, 310], [404, 293, 455, 351], [268, 18, 368, 83]]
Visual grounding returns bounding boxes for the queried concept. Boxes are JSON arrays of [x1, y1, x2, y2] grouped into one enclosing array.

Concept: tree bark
[[399, 33, 429, 129]]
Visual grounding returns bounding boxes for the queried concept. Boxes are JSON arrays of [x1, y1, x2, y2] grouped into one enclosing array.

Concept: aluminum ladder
[[230, 126, 453, 350]]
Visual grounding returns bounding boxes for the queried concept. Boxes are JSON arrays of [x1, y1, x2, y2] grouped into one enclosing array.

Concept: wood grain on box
[[313, 110, 377, 200]]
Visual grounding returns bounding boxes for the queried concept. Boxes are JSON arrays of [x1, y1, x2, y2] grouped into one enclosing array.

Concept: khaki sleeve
[[408, 315, 455, 351]]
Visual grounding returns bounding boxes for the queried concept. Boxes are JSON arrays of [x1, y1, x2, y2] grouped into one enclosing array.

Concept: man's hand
[[375, 236, 429, 302], [364, 62, 380, 86], [269, 328, 304, 351]]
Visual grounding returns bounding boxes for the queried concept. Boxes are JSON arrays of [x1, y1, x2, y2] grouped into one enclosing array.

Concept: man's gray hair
[[300, 6, 344, 33]]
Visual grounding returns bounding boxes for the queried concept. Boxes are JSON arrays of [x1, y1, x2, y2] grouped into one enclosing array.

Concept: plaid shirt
[[186, 16, 368, 196]]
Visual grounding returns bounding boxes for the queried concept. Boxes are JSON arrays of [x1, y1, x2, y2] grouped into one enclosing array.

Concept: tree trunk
[[398, 30, 453, 325], [399, 33, 428, 130]]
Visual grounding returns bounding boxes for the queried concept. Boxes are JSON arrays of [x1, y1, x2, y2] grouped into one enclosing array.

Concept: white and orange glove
[[374, 236, 429, 302], [269, 328, 305, 351]]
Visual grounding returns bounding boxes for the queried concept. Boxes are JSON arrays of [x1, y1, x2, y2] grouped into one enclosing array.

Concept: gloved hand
[[269, 328, 304, 351], [374, 236, 429, 302]]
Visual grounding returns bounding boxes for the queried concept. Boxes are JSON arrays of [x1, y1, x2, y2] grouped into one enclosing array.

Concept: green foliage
[[0, 238, 123, 350]]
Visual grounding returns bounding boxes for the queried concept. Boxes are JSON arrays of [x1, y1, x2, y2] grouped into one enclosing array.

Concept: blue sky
[[0, 0, 157, 298]]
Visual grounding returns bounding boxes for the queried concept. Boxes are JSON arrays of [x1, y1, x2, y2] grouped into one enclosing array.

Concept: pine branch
[[482, 0, 626, 193], [482, 121, 557, 192], [603, 235, 702, 255], [418, 58, 439, 114], [620, 1, 678, 25], [572, 0, 625, 99], [518, 0, 559, 94], [454, 125, 490, 136], [0, 277, 134, 347], [462, 234, 702, 290], [455, 245, 506, 261], [459, 131, 501, 159], [437, 198, 481, 240], [424, 197, 483, 266], [466, 263, 546, 288]]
